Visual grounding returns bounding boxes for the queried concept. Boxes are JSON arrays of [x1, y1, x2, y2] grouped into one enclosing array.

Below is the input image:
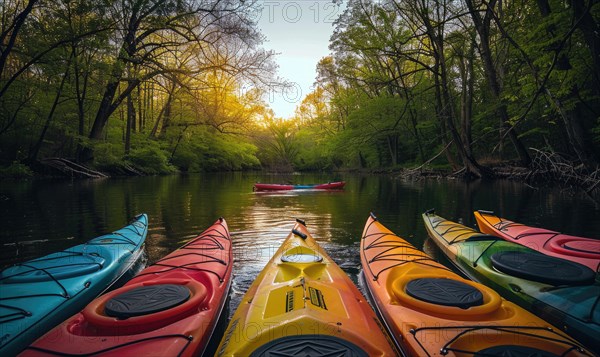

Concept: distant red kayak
[[22, 218, 233, 357], [253, 181, 345, 191], [475, 211, 600, 272]]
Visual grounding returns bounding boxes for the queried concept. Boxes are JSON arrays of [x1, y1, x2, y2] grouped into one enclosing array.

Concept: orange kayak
[[474, 210, 600, 272], [217, 219, 397, 356], [22, 218, 233, 357], [361, 213, 592, 356]]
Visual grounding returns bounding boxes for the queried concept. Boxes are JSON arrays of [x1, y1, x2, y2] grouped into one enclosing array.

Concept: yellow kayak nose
[[217, 219, 397, 356]]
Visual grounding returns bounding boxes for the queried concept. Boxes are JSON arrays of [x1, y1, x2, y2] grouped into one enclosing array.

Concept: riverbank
[[397, 152, 600, 197], [2, 154, 598, 198]]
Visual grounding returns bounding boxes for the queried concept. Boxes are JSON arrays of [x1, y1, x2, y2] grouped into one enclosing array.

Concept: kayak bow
[[22, 217, 232, 357], [422, 210, 600, 355], [217, 219, 397, 356], [361, 213, 592, 357], [1, 214, 148, 356]]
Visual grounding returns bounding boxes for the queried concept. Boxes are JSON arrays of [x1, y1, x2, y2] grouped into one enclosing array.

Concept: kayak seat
[[82, 278, 207, 334], [474, 345, 559, 357], [405, 278, 484, 309], [490, 251, 596, 286], [105, 284, 191, 319], [1, 253, 105, 283], [387, 266, 502, 319], [250, 335, 368, 357]]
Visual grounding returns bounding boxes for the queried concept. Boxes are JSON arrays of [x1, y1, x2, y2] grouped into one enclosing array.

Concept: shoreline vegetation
[[1, 1, 599, 198], [2, 148, 598, 198]]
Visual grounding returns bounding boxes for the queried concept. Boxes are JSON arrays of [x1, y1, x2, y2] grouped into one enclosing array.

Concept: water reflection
[[1, 174, 599, 320]]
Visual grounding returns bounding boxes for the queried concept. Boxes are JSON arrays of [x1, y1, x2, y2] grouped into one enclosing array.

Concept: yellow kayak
[[217, 219, 397, 356]]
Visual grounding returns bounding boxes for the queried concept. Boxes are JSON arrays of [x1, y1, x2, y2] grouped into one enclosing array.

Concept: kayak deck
[[0, 214, 148, 356], [361, 213, 592, 356], [22, 218, 232, 357], [474, 210, 600, 272], [423, 211, 600, 355], [217, 219, 397, 356]]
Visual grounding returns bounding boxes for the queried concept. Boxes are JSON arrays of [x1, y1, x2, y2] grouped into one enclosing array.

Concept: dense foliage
[[1, 0, 598, 177], [286, 0, 600, 177], [0, 0, 274, 174]]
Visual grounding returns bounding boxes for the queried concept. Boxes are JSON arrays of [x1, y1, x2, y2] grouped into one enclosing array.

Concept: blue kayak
[[0, 214, 148, 356]]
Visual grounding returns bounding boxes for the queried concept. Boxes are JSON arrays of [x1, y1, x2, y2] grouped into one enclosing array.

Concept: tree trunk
[[159, 94, 174, 138], [150, 81, 177, 138], [80, 10, 138, 162], [387, 134, 398, 166], [433, 65, 459, 171], [73, 45, 91, 161], [80, 78, 122, 162], [150, 80, 177, 138], [440, 59, 484, 178], [569, 0, 600, 95], [399, 79, 425, 162], [0, 0, 38, 80], [459, 38, 476, 157], [29, 51, 73, 161], [125, 91, 136, 156], [466, 0, 531, 166], [435, 20, 485, 177], [536, 0, 597, 166]]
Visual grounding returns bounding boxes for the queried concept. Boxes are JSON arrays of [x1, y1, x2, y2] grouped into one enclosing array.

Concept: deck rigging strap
[[427, 215, 478, 244], [362, 219, 451, 280], [2, 263, 73, 297], [0, 303, 31, 323], [25, 333, 193, 356], [183, 236, 225, 250], [0, 253, 103, 322], [131, 254, 229, 282], [472, 240, 500, 267], [130, 227, 231, 283], [182, 225, 231, 247]]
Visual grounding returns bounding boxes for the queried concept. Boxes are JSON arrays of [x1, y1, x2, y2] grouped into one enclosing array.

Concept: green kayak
[[422, 210, 599, 356]]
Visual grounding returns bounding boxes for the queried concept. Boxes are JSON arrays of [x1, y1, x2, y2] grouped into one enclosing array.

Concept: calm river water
[[1, 173, 599, 317]]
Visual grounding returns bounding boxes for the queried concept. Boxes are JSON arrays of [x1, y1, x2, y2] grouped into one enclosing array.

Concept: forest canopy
[[1, 0, 599, 177]]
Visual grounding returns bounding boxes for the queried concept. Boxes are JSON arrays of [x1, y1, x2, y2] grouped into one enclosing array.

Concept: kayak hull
[[474, 210, 600, 272], [217, 219, 396, 356], [253, 181, 345, 191], [21, 218, 232, 357], [423, 211, 600, 355], [0, 214, 148, 356], [361, 213, 591, 356]]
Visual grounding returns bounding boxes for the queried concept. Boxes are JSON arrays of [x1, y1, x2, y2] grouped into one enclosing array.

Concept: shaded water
[[1, 173, 600, 317]]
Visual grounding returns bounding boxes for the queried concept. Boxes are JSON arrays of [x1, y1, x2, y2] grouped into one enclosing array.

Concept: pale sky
[[256, 1, 345, 119]]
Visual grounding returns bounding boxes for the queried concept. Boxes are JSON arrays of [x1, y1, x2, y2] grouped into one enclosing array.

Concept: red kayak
[[253, 181, 345, 191], [475, 210, 600, 272], [22, 218, 233, 357]]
